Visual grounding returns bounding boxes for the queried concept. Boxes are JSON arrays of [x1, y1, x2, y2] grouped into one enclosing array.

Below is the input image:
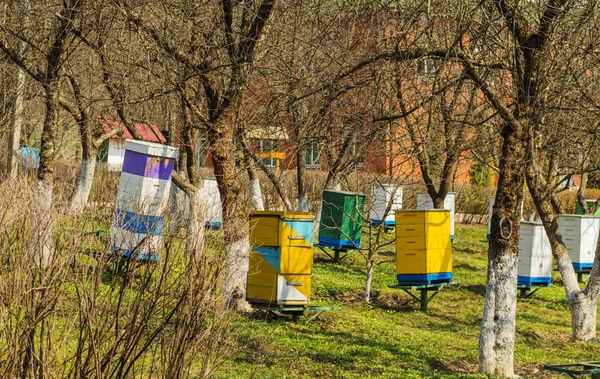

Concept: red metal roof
[[99, 118, 166, 143]]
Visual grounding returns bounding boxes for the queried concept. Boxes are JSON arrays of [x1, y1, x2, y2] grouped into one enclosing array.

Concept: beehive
[[201, 178, 222, 227], [416, 192, 455, 242], [369, 184, 402, 226], [247, 211, 315, 306], [318, 190, 366, 248], [111, 140, 179, 260], [395, 210, 452, 285], [518, 222, 552, 286], [558, 215, 599, 271]]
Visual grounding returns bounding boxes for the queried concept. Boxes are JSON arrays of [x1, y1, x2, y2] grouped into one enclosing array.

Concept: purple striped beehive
[[111, 139, 179, 260]]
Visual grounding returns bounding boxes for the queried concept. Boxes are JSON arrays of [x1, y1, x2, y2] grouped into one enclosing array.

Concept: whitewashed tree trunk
[[249, 178, 264, 211], [365, 258, 374, 303], [479, 253, 518, 377], [223, 237, 251, 312], [6, 67, 25, 179], [186, 187, 206, 262], [69, 156, 96, 213], [298, 193, 308, 212], [36, 179, 54, 269]]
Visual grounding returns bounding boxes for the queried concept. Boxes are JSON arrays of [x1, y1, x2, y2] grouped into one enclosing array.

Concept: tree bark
[[6, 66, 25, 179], [479, 128, 526, 377], [364, 257, 374, 303], [69, 155, 96, 213], [526, 163, 599, 341], [209, 110, 251, 312]]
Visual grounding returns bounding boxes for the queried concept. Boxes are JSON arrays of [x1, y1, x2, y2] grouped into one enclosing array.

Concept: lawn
[[216, 224, 600, 379]]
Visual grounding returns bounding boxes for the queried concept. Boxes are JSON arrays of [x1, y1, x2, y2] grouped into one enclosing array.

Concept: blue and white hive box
[[417, 192, 455, 241], [111, 140, 179, 260], [558, 214, 599, 271], [370, 184, 402, 226], [517, 221, 552, 286]]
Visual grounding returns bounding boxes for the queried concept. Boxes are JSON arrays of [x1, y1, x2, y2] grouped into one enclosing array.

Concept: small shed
[[100, 118, 167, 171]]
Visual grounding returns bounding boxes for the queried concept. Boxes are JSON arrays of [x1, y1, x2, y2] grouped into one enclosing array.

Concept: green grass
[[216, 224, 600, 379]]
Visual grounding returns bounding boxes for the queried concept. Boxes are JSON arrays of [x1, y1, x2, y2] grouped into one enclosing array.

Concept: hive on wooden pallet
[[395, 210, 453, 285], [111, 140, 179, 260], [558, 215, 599, 271], [369, 184, 402, 226], [247, 211, 315, 306], [518, 221, 552, 286], [416, 193, 455, 242], [318, 190, 366, 249]]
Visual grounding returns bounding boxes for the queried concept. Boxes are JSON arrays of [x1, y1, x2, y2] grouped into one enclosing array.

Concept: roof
[[99, 118, 166, 143]]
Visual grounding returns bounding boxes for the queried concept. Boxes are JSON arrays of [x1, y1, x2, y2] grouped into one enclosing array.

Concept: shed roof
[[99, 118, 166, 143]]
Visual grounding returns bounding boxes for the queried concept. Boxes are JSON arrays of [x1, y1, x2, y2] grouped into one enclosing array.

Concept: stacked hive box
[[247, 211, 315, 306], [201, 178, 222, 228], [395, 210, 453, 285], [416, 192, 455, 242], [518, 221, 552, 286], [558, 215, 599, 271], [369, 184, 403, 226], [318, 190, 366, 248], [111, 140, 178, 260]]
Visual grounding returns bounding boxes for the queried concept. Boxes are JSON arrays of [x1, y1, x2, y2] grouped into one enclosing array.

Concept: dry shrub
[[0, 178, 234, 379]]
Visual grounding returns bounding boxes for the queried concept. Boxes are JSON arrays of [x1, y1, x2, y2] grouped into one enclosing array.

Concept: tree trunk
[[35, 179, 54, 269], [365, 257, 374, 303], [249, 178, 264, 211], [433, 196, 444, 209], [525, 162, 599, 341], [6, 66, 25, 179], [69, 155, 96, 213], [478, 128, 526, 377], [210, 111, 251, 312], [186, 186, 206, 262]]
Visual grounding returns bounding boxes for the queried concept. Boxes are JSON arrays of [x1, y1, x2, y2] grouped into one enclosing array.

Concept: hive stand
[[388, 281, 460, 312], [517, 282, 551, 298], [314, 244, 357, 263], [545, 362, 600, 378], [250, 304, 341, 323], [575, 267, 592, 283]]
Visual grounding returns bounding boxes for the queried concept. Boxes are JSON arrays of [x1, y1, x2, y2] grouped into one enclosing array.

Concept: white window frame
[[259, 139, 276, 169], [305, 142, 321, 168]]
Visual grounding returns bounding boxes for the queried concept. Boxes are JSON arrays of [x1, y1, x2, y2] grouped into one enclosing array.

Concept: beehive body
[[416, 193, 455, 241], [517, 222, 552, 285], [111, 140, 178, 260], [395, 210, 452, 284], [318, 190, 366, 248], [369, 184, 402, 226], [201, 178, 222, 227], [558, 215, 599, 270], [247, 211, 315, 306]]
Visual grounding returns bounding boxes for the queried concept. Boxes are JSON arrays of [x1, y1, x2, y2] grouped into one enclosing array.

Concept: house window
[[305, 142, 321, 168], [418, 58, 441, 78], [198, 137, 207, 167], [350, 142, 364, 169], [259, 139, 277, 168]]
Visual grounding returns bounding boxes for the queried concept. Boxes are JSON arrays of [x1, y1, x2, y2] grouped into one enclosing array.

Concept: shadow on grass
[[293, 328, 475, 377], [463, 284, 486, 296]]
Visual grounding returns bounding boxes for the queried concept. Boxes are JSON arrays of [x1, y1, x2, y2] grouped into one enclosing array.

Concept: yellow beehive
[[395, 210, 452, 284], [247, 211, 315, 306]]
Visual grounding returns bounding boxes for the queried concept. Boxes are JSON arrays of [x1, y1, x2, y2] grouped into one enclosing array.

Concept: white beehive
[[417, 192, 455, 241], [517, 221, 552, 285], [558, 215, 599, 271], [369, 184, 402, 226], [201, 178, 222, 227]]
